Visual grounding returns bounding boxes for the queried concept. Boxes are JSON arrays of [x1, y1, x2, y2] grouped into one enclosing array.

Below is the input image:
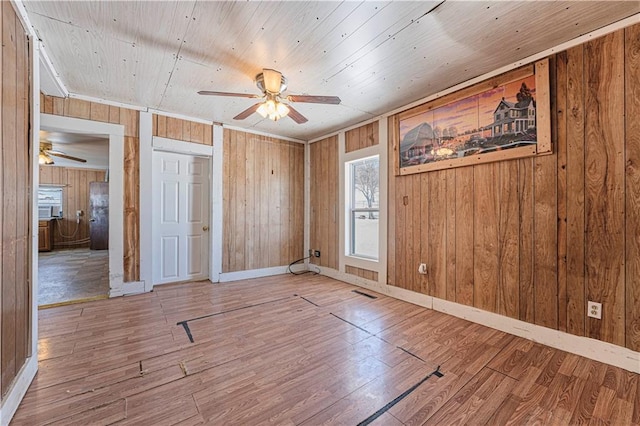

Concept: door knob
[[90, 219, 96, 222], [202, 226, 209, 231]]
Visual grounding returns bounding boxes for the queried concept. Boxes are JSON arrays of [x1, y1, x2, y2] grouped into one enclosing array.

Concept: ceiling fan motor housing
[[256, 71, 287, 95]]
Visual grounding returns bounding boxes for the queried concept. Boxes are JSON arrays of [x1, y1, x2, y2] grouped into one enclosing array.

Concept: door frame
[[39, 113, 125, 297], [139, 111, 220, 291]]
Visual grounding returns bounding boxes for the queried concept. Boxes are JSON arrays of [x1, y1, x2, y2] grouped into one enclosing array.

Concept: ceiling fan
[[39, 141, 87, 165], [198, 68, 341, 124]]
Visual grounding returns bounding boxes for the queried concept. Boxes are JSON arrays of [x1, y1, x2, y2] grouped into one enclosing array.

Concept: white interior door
[[152, 151, 210, 285]]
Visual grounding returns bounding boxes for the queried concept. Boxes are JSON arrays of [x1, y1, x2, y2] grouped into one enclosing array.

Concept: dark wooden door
[[89, 182, 109, 250]]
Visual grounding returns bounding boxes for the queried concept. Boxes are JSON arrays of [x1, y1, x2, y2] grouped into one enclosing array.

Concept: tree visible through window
[[348, 156, 379, 259]]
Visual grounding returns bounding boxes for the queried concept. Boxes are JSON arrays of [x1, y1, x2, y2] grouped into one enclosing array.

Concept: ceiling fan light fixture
[[39, 152, 54, 165], [257, 99, 290, 121]]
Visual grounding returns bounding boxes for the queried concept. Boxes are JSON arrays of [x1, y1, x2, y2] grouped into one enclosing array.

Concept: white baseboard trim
[[219, 266, 290, 283], [0, 355, 37, 426], [314, 266, 640, 374], [110, 281, 145, 297]]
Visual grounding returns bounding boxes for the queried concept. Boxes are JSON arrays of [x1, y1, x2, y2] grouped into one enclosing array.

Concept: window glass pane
[[352, 157, 379, 210], [352, 211, 379, 258]]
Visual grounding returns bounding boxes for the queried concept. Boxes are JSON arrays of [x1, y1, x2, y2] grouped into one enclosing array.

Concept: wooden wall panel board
[[295, 143, 304, 259], [120, 109, 139, 138], [234, 131, 247, 270], [108, 106, 120, 124], [533, 154, 558, 329], [555, 51, 568, 332], [625, 24, 640, 352], [42, 93, 53, 114], [191, 122, 203, 145], [395, 175, 407, 289], [405, 176, 418, 291], [166, 117, 182, 141], [279, 142, 290, 265], [445, 169, 456, 302], [66, 98, 91, 120], [221, 129, 231, 272], [518, 158, 534, 323], [359, 125, 367, 151], [155, 114, 166, 137], [203, 123, 213, 146], [244, 136, 256, 270], [2, 1, 19, 393], [181, 120, 191, 142], [428, 172, 446, 298], [387, 117, 397, 285], [90, 102, 110, 123], [52, 96, 65, 116], [473, 163, 499, 312], [584, 31, 625, 346], [318, 139, 328, 268], [345, 127, 358, 153], [498, 161, 519, 319], [404, 175, 415, 291], [328, 137, 338, 269], [16, 26, 29, 362], [123, 136, 140, 281], [370, 121, 379, 146], [455, 167, 474, 306], [418, 173, 429, 294], [309, 142, 317, 266]]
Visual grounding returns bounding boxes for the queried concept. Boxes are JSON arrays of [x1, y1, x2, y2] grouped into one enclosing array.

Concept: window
[[347, 155, 379, 259]]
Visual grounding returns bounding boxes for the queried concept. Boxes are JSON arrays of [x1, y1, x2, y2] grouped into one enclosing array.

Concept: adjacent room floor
[[38, 248, 109, 306], [14, 274, 640, 425]]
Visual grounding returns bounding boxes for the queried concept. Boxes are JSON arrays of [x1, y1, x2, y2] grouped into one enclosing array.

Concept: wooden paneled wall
[[387, 24, 640, 351], [309, 136, 339, 270], [222, 129, 304, 272], [345, 266, 378, 282], [41, 95, 140, 282], [1, 1, 31, 397], [152, 114, 212, 145], [39, 166, 107, 248], [345, 121, 378, 153]]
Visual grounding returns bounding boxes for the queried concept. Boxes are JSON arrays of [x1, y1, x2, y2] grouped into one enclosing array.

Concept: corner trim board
[[0, 356, 38, 425]]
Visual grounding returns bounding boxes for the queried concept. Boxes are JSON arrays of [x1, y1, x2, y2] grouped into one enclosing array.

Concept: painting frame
[[394, 59, 551, 176]]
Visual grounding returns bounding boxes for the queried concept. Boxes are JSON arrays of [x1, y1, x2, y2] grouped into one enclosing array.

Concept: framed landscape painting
[[395, 59, 550, 175]]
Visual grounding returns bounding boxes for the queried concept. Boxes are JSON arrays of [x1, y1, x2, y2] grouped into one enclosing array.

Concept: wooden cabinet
[[38, 220, 53, 252]]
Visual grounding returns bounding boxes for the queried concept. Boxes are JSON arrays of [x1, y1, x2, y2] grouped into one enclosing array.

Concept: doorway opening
[[37, 113, 125, 307], [37, 129, 110, 307]]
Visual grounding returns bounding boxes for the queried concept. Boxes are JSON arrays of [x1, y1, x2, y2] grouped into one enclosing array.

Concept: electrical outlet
[[76, 210, 82, 217], [587, 301, 602, 319], [418, 263, 427, 275], [314, 250, 321, 257]]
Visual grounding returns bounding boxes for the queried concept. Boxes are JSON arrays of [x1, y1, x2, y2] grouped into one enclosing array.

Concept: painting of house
[[399, 76, 538, 168]]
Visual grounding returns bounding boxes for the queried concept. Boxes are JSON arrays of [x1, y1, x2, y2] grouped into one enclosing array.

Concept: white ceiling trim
[[69, 92, 146, 112], [309, 12, 640, 144]]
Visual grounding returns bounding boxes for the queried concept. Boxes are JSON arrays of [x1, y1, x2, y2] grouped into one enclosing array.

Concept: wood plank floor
[[12, 274, 640, 425]]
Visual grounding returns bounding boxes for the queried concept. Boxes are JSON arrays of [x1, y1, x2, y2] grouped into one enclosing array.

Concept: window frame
[[347, 155, 380, 260]]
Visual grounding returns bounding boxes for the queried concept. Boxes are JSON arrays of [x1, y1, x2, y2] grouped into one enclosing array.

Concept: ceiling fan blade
[[286, 105, 308, 124], [233, 102, 263, 120], [286, 95, 341, 105], [47, 151, 87, 163], [198, 90, 260, 98], [262, 69, 282, 93]]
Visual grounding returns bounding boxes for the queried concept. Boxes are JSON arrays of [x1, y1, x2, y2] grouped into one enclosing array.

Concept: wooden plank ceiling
[[25, 1, 639, 140]]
